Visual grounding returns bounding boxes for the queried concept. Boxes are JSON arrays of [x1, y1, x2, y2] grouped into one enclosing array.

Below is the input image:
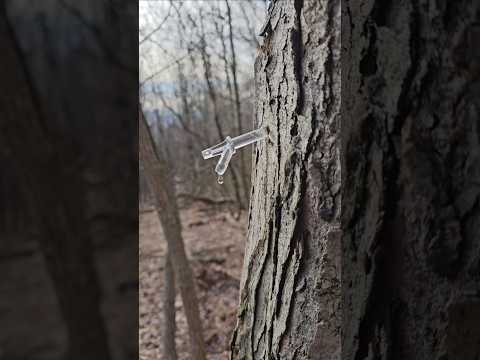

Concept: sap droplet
[[217, 175, 224, 185]]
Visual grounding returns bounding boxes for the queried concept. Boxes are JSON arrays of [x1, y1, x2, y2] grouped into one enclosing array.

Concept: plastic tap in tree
[[202, 127, 267, 183]]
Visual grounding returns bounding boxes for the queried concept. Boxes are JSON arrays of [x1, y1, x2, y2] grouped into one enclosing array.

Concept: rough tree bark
[[342, 0, 480, 359], [139, 111, 206, 360], [231, 0, 341, 358]]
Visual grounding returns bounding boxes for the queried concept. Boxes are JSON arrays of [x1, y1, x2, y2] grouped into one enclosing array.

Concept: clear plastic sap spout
[[214, 136, 235, 176], [201, 127, 266, 177]]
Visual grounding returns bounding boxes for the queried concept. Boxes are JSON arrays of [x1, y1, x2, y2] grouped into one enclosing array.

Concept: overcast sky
[[139, 0, 266, 86]]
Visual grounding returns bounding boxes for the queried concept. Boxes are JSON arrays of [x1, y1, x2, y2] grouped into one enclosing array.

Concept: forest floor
[[139, 202, 247, 360]]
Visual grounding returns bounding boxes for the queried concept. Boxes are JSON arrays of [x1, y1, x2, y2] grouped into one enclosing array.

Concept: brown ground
[[139, 203, 247, 360]]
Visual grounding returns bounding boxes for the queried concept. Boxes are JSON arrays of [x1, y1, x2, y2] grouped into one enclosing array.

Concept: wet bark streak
[[232, 0, 341, 358]]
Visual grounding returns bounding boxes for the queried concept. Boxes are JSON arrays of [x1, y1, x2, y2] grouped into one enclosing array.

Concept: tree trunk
[[226, 0, 250, 202], [231, 0, 341, 358], [197, 12, 246, 210], [342, 0, 480, 359], [163, 253, 177, 360], [139, 111, 206, 360], [0, 4, 112, 360]]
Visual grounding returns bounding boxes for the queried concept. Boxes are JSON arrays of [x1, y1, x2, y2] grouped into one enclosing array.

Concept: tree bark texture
[[139, 111, 206, 360], [231, 0, 341, 358], [342, 0, 480, 359]]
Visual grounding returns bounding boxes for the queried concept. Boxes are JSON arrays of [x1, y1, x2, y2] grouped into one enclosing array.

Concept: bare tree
[[226, 0, 250, 201], [231, 0, 341, 358], [140, 1, 264, 210], [163, 255, 177, 360], [237, 1, 261, 48], [139, 110, 206, 360], [194, 9, 246, 209]]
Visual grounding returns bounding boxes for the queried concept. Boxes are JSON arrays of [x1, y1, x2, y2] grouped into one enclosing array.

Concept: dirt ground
[[139, 203, 247, 360]]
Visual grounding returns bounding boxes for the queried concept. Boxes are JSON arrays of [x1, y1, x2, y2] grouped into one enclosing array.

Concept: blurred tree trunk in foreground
[[231, 0, 341, 358], [1, 1, 137, 359], [139, 111, 206, 360], [342, 0, 480, 358], [0, 4, 111, 360]]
